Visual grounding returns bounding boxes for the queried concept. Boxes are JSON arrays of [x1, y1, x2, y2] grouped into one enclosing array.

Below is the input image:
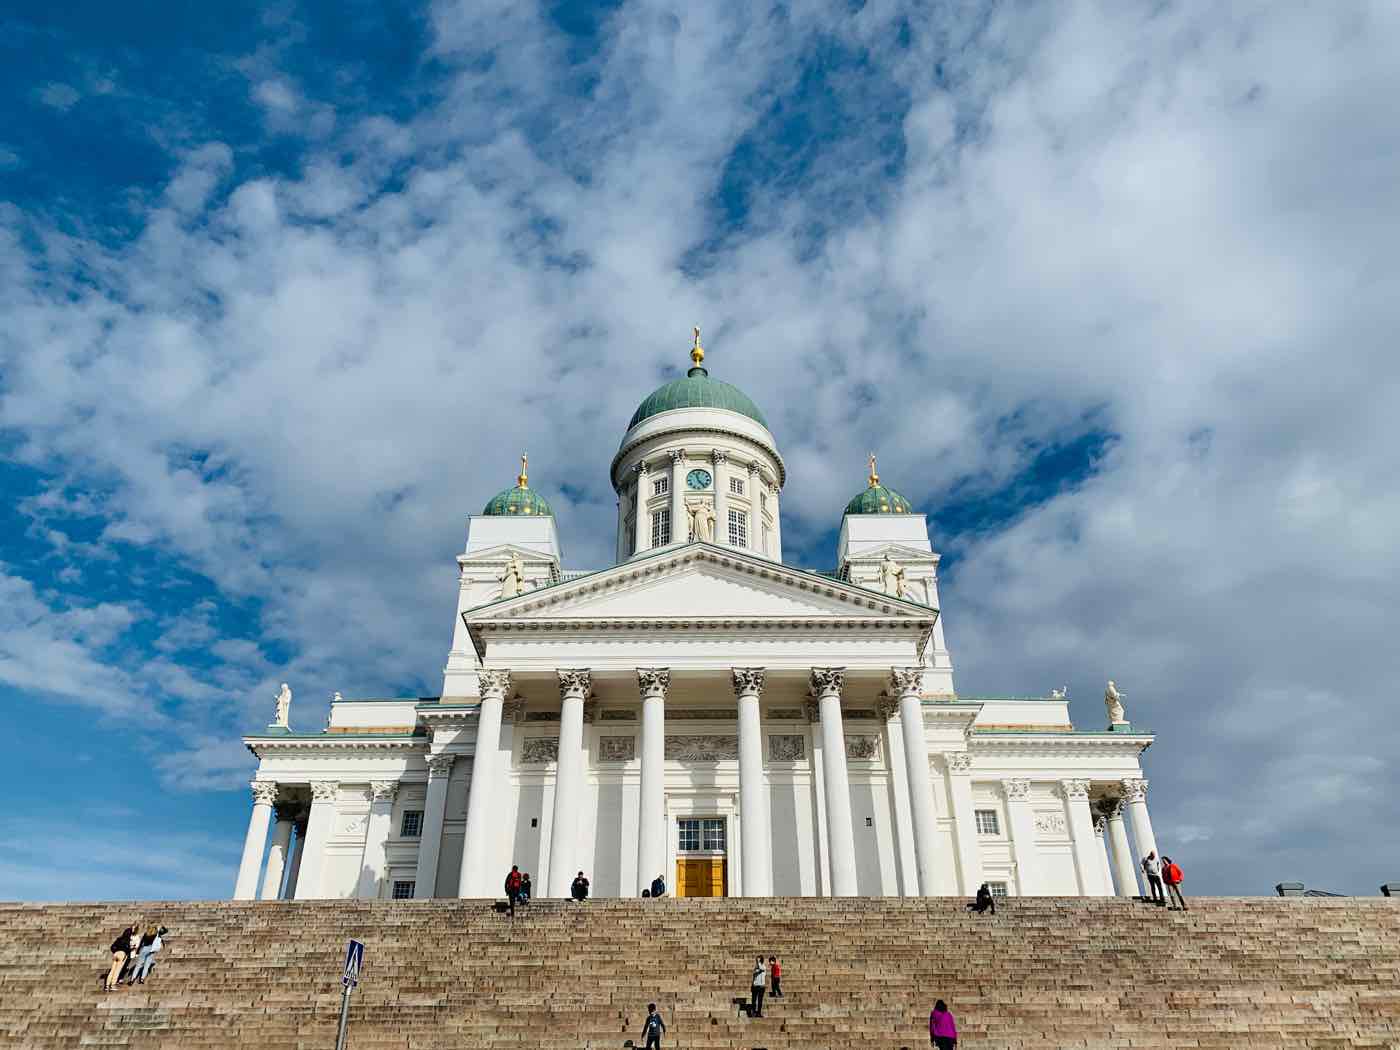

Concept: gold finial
[[868, 452, 879, 487], [517, 453, 529, 489], [691, 325, 705, 369]]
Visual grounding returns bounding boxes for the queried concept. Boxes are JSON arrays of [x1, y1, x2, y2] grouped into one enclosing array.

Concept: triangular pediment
[[467, 543, 935, 624]]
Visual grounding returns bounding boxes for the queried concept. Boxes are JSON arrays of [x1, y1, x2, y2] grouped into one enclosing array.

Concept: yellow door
[[676, 858, 728, 897]]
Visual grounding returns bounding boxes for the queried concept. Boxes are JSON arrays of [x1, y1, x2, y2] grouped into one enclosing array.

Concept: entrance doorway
[[675, 817, 728, 897]]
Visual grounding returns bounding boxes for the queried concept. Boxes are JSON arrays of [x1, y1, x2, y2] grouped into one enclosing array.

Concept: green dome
[[628, 367, 770, 431], [845, 483, 915, 515], [483, 484, 553, 517]]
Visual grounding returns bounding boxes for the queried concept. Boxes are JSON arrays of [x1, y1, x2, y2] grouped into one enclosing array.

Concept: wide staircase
[[1, 897, 1397, 1049]]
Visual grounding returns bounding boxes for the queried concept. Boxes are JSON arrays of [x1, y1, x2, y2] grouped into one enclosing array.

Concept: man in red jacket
[[504, 866, 523, 916], [1162, 856, 1187, 911]]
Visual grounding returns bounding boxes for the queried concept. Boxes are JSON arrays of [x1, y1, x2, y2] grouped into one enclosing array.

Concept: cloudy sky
[[3, 0, 1397, 901]]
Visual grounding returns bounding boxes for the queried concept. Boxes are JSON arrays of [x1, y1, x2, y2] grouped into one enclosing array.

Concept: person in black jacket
[[104, 922, 137, 992], [504, 866, 523, 916], [967, 883, 996, 915], [571, 871, 590, 902]]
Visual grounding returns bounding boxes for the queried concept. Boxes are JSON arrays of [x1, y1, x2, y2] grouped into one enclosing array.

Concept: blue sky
[[3, 0, 1399, 901]]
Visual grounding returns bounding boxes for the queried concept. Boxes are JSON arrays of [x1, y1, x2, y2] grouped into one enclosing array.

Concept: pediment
[[467, 544, 935, 624]]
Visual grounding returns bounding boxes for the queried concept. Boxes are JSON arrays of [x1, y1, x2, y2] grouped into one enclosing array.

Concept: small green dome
[[845, 483, 915, 515], [483, 484, 553, 516], [628, 367, 770, 431]]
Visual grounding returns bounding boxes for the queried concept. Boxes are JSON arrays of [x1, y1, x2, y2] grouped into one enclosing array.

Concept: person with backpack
[[750, 955, 767, 1017], [640, 1002, 666, 1050], [504, 865, 523, 916], [929, 999, 958, 1049], [1162, 856, 1188, 911]]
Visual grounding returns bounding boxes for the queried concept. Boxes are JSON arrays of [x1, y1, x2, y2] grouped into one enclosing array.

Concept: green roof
[[844, 482, 915, 515], [627, 367, 770, 431], [483, 484, 554, 517]]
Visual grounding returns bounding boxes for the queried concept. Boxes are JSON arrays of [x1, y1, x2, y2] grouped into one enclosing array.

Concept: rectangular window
[[400, 810, 423, 838], [653, 476, 669, 497], [730, 476, 745, 495], [678, 817, 727, 852], [975, 809, 1000, 836], [702, 817, 726, 851], [728, 509, 748, 547], [391, 880, 415, 899], [678, 819, 700, 852], [986, 881, 1009, 898], [651, 507, 671, 547]]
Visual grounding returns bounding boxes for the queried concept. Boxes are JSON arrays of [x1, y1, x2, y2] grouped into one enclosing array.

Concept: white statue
[[272, 683, 291, 728], [879, 553, 906, 597], [1050, 685, 1068, 700], [498, 553, 525, 599], [332, 691, 343, 702], [690, 501, 716, 542], [1105, 680, 1127, 725]]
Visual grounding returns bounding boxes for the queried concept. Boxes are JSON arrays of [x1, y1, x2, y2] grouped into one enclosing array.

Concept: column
[[878, 696, 918, 896], [890, 669, 939, 896], [733, 668, 772, 897], [1060, 779, 1107, 896], [746, 463, 761, 552], [458, 670, 510, 897], [1002, 778, 1041, 895], [548, 669, 591, 897], [283, 813, 307, 899], [669, 450, 687, 545], [294, 781, 339, 899], [944, 754, 983, 894], [806, 701, 831, 895], [633, 462, 649, 555], [615, 494, 627, 563], [260, 803, 297, 900], [636, 668, 670, 895], [1093, 814, 1114, 897], [811, 668, 858, 896], [712, 451, 728, 546], [234, 782, 278, 900], [1122, 777, 1158, 863], [356, 781, 397, 899], [769, 482, 783, 562], [1103, 798, 1140, 897], [414, 754, 454, 898]]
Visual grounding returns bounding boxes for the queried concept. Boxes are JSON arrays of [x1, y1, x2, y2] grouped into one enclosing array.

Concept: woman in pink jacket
[[929, 999, 958, 1049]]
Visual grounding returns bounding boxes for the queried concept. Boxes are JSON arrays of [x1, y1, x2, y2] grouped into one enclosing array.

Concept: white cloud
[[37, 82, 81, 111]]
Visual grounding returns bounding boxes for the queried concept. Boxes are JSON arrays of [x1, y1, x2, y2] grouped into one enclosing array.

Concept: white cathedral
[[235, 333, 1159, 903]]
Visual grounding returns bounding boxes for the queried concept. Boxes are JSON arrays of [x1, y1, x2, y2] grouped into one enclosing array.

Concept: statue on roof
[[272, 683, 291, 728], [498, 552, 525, 599], [1050, 686, 1068, 700], [690, 500, 716, 543], [1105, 680, 1127, 726], [879, 552, 906, 598]]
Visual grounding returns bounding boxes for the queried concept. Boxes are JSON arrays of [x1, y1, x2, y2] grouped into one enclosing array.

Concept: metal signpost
[[335, 939, 365, 1050]]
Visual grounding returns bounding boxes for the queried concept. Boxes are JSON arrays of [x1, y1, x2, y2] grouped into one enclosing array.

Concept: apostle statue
[[272, 683, 292, 728], [498, 553, 525, 599], [1105, 680, 1127, 726], [879, 553, 906, 598], [1050, 686, 1068, 700], [690, 501, 716, 543]]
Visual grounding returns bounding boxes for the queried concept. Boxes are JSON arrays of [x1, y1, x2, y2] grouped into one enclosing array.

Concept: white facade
[[238, 351, 1157, 901]]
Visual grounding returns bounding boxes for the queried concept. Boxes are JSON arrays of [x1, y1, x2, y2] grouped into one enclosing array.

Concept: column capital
[[426, 754, 455, 778], [310, 780, 339, 803], [1059, 778, 1091, 801], [557, 668, 592, 700], [1002, 777, 1032, 802], [1120, 777, 1148, 803], [731, 667, 765, 698], [1093, 814, 1108, 836], [1097, 796, 1125, 820], [251, 781, 279, 806], [668, 447, 684, 463], [888, 667, 922, 698], [502, 695, 527, 722], [945, 752, 973, 774], [711, 449, 728, 465], [809, 667, 846, 699], [874, 694, 899, 721], [637, 667, 671, 700], [478, 669, 512, 700], [634, 459, 649, 476], [746, 460, 760, 477], [369, 781, 398, 803]]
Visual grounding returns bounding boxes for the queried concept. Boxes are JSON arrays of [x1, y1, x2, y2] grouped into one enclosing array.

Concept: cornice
[[244, 734, 429, 758], [968, 732, 1153, 758], [611, 421, 787, 489]]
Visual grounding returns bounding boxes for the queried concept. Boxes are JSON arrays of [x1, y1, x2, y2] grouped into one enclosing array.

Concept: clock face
[[686, 468, 713, 491]]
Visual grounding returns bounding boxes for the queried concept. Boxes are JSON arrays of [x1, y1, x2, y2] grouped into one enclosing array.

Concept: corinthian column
[[733, 668, 772, 896], [636, 668, 670, 894], [1101, 797, 1140, 897], [1059, 778, 1106, 896], [234, 781, 278, 900], [1121, 777, 1158, 864], [811, 668, 858, 896], [1003, 778, 1041, 894], [890, 668, 938, 896], [712, 450, 728, 546], [943, 753, 983, 893], [413, 754, 454, 898], [633, 463, 649, 555], [357, 781, 398, 899], [293, 781, 339, 899], [669, 450, 687, 546], [260, 802, 297, 900], [458, 670, 510, 897], [548, 669, 591, 897]]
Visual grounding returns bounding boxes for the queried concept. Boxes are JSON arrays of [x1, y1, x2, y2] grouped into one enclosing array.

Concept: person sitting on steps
[[968, 883, 996, 915], [650, 874, 666, 898], [571, 871, 590, 902]]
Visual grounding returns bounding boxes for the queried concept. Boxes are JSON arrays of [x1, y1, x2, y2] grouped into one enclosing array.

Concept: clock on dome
[[686, 468, 713, 490]]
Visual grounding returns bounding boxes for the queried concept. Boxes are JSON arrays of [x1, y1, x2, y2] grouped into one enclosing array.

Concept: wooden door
[[676, 858, 727, 897]]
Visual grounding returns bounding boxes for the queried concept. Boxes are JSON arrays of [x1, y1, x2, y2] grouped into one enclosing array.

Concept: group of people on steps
[[102, 921, 166, 991]]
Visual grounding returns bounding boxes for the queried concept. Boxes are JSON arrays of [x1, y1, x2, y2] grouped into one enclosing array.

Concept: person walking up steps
[[750, 955, 767, 1017], [768, 956, 782, 998], [504, 865, 523, 917], [104, 921, 138, 992], [929, 999, 958, 1049], [1142, 851, 1165, 906], [640, 1002, 666, 1050], [1162, 855, 1188, 911]]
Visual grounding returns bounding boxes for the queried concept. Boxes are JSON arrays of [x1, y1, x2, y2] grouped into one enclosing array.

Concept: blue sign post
[[336, 939, 365, 1050]]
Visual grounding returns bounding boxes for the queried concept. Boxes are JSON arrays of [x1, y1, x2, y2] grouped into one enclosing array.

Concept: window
[[400, 810, 423, 838], [678, 817, 726, 852], [986, 881, 1009, 898], [730, 476, 745, 495], [653, 476, 669, 497], [975, 809, 1001, 836], [728, 509, 748, 547], [391, 880, 415, 899], [651, 507, 671, 547]]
